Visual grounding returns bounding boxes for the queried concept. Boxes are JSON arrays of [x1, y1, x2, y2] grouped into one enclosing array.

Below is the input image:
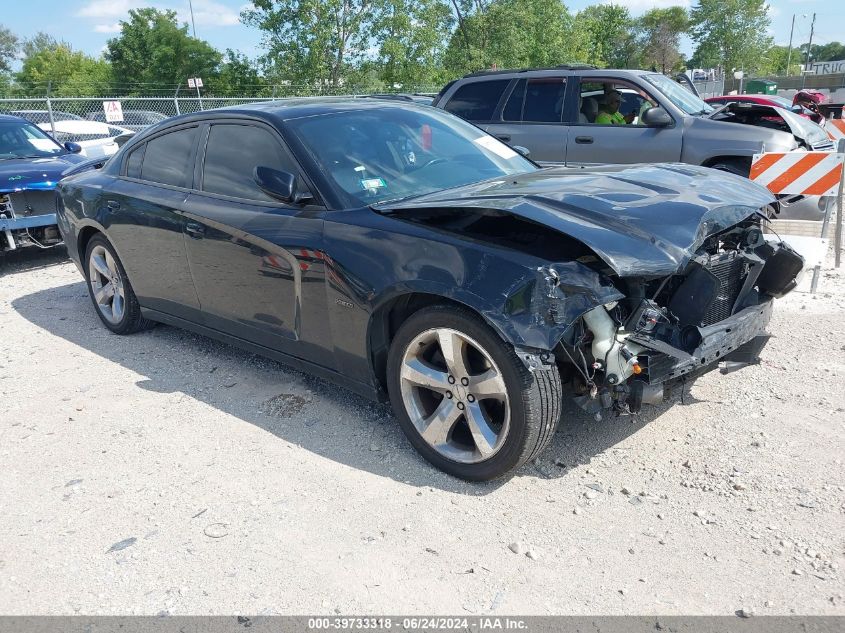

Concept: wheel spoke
[[401, 358, 451, 393], [420, 398, 462, 447], [111, 292, 123, 321], [465, 401, 498, 458], [437, 330, 468, 377], [104, 250, 117, 275], [93, 282, 113, 304], [467, 368, 506, 400], [91, 254, 110, 278]]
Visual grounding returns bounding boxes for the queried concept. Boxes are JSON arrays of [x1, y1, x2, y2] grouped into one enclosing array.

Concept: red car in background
[[705, 94, 823, 123]]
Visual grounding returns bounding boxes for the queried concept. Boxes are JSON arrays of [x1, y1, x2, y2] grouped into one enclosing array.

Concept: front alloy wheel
[[387, 305, 562, 480]]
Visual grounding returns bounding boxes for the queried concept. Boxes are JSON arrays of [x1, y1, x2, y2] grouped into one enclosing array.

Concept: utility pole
[[786, 14, 796, 76], [802, 12, 816, 89], [188, 0, 197, 38]]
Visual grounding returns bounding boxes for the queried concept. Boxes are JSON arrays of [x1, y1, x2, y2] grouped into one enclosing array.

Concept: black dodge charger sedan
[[56, 99, 803, 480]]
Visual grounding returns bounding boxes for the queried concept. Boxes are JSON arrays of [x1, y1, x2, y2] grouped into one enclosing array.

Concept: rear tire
[[84, 234, 152, 335], [386, 305, 561, 481]]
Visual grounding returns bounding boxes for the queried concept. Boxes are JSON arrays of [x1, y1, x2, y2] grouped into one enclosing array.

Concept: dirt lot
[[0, 247, 843, 616]]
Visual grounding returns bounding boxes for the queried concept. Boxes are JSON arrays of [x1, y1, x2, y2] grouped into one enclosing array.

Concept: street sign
[[102, 100, 124, 123], [188, 77, 204, 88]]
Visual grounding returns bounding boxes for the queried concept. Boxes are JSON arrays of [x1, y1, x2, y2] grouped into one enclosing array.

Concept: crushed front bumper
[[631, 299, 774, 384]]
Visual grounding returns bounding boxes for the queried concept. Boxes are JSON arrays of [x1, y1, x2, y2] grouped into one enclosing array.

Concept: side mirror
[[253, 166, 313, 204], [641, 107, 673, 128], [513, 145, 530, 158], [64, 142, 82, 154]]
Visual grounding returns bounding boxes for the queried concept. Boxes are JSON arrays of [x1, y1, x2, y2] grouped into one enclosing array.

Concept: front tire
[[84, 234, 152, 334], [386, 305, 561, 481]]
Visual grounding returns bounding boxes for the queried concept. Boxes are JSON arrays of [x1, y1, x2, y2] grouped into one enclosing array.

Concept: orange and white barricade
[[825, 118, 845, 143], [751, 148, 845, 292]]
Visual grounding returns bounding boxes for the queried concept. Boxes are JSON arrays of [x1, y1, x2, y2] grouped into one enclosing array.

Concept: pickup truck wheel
[[84, 234, 152, 335], [386, 305, 561, 481]]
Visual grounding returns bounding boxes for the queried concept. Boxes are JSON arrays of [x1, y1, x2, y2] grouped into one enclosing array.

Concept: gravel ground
[[0, 247, 843, 616]]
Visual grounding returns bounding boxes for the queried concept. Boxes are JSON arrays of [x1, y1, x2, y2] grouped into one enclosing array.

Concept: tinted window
[[202, 124, 296, 202], [125, 144, 145, 178], [523, 78, 566, 123], [502, 79, 526, 121], [140, 127, 198, 188], [443, 80, 509, 122]]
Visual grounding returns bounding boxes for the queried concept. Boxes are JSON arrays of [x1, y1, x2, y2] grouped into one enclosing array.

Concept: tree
[[242, 0, 374, 88], [374, 0, 453, 89], [106, 8, 222, 90], [21, 32, 65, 59], [689, 0, 772, 73], [574, 4, 638, 68], [442, 0, 586, 76], [16, 44, 111, 95], [216, 49, 263, 95], [638, 7, 688, 74], [798, 41, 845, 66], [0, 24, 18, 74]]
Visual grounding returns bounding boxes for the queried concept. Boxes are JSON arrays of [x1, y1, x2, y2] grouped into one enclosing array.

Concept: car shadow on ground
[[12, 279, 701, 495], [0, 246, 69, 276]]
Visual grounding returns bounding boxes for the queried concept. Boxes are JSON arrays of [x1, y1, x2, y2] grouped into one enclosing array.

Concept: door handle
[[185, 222, 205, 239], [106, 200, 120, 210], [496, 135, 511, 142], [575, 136, 594, 144]]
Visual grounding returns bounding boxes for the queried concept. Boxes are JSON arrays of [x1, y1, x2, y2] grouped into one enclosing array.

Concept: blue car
[[0, 114, 88, 252]]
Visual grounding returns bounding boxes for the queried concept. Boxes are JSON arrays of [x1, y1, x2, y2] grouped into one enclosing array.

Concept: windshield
[[287, 105, 536, 206], [644, 74, 714, 116], [0, 120, 67, 159]]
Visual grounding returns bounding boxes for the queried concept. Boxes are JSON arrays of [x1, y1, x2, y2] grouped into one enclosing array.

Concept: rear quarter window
[[443, 80, 510, 122]]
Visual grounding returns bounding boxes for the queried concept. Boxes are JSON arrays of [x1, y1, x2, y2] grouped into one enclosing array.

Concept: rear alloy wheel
[[387, 305, 561, 480], [84, 235, 152, 334]]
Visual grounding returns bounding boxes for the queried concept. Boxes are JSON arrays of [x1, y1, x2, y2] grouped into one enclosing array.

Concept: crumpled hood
[[0, 155, 87, 192], [377, 163, 776, 277]]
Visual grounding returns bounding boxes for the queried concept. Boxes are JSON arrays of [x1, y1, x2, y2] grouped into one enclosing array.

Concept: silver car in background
[[434, 67, 833, 219]]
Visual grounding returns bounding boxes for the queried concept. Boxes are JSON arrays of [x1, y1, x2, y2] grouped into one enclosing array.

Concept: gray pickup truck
[[433, 66, 834, 219]]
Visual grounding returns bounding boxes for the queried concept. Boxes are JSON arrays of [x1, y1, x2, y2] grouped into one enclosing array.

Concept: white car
[[36, 120, 133, 158]]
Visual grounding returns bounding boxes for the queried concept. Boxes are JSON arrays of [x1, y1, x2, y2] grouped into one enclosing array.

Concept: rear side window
[[201, 124, 298, 202], [502, 78, 566, 123], [125, 144, 145, 179], [443, 80, 509, 122], [140, 126, 198, 188]]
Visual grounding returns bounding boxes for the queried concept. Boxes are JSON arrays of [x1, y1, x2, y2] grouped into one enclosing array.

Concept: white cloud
[[77, 0, 144, 19], [79, 0, 241, 31], [765, 3, 781, 18], [94, 23, 122, 33]]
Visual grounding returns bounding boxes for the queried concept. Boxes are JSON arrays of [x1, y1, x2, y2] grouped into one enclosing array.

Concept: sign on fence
[[102, 100, 123, 123], [750, 151, 844, 196], [187, 77, 203, 88]]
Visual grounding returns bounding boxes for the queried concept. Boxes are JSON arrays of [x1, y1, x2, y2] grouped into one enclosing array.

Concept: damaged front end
[[558, 220, 803, 415]]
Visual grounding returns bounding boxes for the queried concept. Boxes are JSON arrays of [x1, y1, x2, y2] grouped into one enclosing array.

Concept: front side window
[[140, 126, 198, 188], [443, 80, 510, 122], [202, 124, 298, 202], [577, 79, 660, 126]]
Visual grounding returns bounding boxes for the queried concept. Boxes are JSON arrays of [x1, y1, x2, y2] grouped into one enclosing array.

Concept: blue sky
[[4, 0, 843, 63]]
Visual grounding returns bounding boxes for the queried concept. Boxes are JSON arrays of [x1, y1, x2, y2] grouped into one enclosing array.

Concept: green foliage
[[216, 50, 263, 95], [798, 41, 845, 65], [443, 0, 586, 76], [105, 8, 222, 90], [689, 0, 772, 73], [0, 24, 18, 74], [638, 7, 688, 74], [16, 44, 112, 96], [574, 3, 638, 68], [242, 0, 373, 88]]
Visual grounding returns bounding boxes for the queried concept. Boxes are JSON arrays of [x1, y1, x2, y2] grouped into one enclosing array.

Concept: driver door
[[181, 121, 332, 367]]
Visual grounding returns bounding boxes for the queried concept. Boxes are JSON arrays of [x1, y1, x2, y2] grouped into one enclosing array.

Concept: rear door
[[182, 120, 332, 366], [565, 77, 684, 166], [104, 124, 201, 321], [485, 76, 569, 164]]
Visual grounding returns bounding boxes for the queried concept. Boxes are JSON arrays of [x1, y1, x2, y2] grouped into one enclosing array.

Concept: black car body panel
[[376, 163, 776, 278], [56, 99, 802, 408]]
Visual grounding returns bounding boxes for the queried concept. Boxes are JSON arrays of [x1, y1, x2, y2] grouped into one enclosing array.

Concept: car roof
[[157, 97, 434, 126], [458, 67, 654, 80]]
